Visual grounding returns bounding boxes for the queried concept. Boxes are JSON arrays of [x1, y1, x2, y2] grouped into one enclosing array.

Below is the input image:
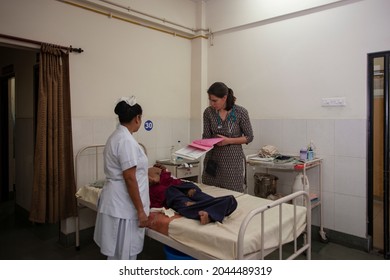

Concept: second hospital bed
[[74, 144, 312, 260]]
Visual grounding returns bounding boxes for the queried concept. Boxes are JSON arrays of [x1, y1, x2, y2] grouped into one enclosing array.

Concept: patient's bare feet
[[199, 211, 210, 225]]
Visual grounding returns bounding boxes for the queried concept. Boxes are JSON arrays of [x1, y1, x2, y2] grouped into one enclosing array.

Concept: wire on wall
[[59, 0, 209, 40]]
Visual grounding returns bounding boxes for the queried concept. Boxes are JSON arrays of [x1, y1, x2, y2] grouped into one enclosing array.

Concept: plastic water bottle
[[307, 140, 315, 161], [292, 174, 310, 206], [170, 145, 176, 163], [176, 141, 183, 162], [300, 148, 307, 161]]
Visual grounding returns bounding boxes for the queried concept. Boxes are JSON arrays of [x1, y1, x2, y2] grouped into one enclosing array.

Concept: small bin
[[163, 245, 196, 260], [254, 173, 278, 198]]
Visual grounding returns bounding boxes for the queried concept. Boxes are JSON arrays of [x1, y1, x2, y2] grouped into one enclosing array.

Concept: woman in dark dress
[[202, 82, 254, 193]]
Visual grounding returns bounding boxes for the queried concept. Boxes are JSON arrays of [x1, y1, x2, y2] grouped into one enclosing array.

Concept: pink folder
[[189, 138, 223, 151]]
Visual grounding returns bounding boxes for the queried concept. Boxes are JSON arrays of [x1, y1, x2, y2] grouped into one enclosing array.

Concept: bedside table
[[156, 159, 200, 182]]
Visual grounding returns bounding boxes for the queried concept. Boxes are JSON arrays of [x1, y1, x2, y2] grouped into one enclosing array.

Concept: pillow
[[90, 179, 106, 188]]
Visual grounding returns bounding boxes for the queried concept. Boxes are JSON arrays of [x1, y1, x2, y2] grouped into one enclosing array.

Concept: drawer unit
[[175, 164, 200, 180], [156, 159, 200, 182]]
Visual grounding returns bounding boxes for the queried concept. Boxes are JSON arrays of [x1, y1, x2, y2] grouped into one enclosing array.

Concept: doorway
[[0, 67, 15, 202], [368, 51, 390, 259], [0, 45, 38, 212]]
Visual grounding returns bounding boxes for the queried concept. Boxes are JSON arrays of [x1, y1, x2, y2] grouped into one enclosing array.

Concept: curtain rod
[[0, 33, 84, 53]]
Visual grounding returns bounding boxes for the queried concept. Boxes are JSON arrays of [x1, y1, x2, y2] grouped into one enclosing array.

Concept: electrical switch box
[[321, 97, 346, 107]]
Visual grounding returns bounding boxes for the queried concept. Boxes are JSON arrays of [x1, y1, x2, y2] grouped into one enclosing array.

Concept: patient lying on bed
[[148, 165, 237, 224]]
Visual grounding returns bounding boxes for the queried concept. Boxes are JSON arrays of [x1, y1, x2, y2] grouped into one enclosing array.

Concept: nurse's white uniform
[[94, 125, 149, 260]]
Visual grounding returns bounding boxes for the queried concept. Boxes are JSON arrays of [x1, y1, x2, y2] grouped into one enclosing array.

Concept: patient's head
[[148, 167, 162, 185]]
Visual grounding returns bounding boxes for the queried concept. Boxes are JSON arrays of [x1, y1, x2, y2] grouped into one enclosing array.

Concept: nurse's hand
[[138, 211, 149, 228]]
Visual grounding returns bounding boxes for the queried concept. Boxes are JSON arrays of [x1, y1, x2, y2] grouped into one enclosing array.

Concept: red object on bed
[[149, 169, 182, 208]]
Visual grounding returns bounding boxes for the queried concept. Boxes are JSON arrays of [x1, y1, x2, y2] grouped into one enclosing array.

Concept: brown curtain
[[29, 44, 77, 223]]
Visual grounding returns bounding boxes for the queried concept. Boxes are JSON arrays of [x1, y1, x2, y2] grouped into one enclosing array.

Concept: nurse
[[94, 96, 149, 260]]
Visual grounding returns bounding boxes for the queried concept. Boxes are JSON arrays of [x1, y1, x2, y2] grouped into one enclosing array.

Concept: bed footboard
[[237, 190, 311, 260]]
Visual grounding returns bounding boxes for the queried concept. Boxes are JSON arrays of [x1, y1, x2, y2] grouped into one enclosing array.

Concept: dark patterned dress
[[201, 105, 254, 192]]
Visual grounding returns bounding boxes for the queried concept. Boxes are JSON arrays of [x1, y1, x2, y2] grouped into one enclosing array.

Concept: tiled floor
[[0, 200, 384, 260]]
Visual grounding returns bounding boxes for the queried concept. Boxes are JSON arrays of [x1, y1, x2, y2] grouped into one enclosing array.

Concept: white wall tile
[[136, 118, 163, 151], [92, 118, 116, 145], [171, 119, 190, 146], [259, 119, 283, 150], [320, 155, 335, 193], [335, 119, 366, 158], [190, 118, 202, 141], [72, 118, 94, 155], [321, 190, 335, 230], [146, 148, 158, 166], [334, 156, 366, 197], [281, 119, 307, 155], [334, 194, 366, 237], [307, 119, 335, 156], [153, 118, 174, 149], [246, 118, 261, 151]]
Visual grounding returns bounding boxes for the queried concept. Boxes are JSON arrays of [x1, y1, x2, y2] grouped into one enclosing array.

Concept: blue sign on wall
[[144, 120, 153, 131]]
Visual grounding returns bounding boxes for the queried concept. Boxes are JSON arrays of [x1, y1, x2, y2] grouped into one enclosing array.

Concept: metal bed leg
[[318, 163, 328, 243]]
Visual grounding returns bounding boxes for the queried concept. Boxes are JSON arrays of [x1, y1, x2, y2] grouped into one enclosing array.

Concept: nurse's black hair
[[207, 82, 236, 111], [114, 101, 143, 124]]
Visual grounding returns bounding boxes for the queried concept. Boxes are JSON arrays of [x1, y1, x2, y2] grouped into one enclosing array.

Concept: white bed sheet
[[75, 185, 101, 211]]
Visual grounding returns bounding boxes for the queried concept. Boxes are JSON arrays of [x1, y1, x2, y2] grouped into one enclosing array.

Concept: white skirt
[[94, 212, 145, 259]]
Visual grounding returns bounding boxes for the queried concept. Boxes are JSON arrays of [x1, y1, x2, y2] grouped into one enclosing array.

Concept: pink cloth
[[149, 170, 182, 208]]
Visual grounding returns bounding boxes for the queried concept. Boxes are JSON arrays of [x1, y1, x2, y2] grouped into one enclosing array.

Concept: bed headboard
[[75, 143, 147, 189], [75, 145, 105, 189]]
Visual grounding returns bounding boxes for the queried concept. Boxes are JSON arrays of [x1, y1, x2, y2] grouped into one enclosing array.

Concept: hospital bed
[[74, 144, 312, 260]]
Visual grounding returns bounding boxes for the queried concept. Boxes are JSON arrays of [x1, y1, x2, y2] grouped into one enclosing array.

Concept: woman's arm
[[216, 135, 248, 146], [202, 108, 213, 139], [239, 106, 254, 144], [123, 167, 148, 227]]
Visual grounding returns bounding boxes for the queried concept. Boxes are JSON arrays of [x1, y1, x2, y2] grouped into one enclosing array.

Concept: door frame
[[367, 51, 390, 259]]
